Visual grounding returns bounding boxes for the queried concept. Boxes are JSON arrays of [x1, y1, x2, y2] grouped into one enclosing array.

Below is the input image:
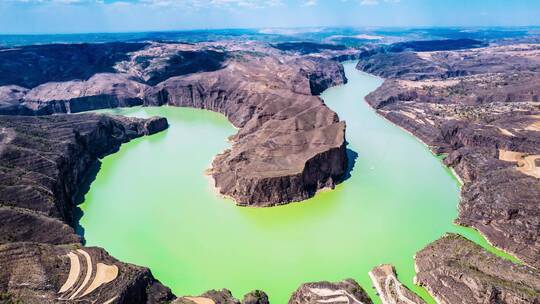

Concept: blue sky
[[1, 0, 539, 34]]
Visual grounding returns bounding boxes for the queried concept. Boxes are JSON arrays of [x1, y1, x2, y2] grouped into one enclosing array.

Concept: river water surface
[[80, 62, 511, 303]]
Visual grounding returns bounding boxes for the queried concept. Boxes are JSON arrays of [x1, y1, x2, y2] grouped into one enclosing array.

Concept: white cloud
[[302, 0, 316, 6], [8, 0, 284, 8], [360, 0, 400, 6]]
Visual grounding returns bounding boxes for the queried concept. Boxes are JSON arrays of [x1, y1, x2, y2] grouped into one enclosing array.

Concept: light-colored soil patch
[[498, 150, 525, 162], [518, 155, 540, 178], [81, 263, 119, 297], [400, 79, 460, 89], [499, 149, 540, 178], [369, 264, 425, 304], [69, 249, 93, 299], [184, 297, 216, 304], [498, 128, 515, 137], [102, 296, 118, 304], [58, 252, 81, 294], [308, 288, 366, 304], [525, 120, 540, 132], [399, 111, 417, 120]]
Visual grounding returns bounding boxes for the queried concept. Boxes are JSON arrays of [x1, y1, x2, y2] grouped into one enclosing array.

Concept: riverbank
[[79, 62, 468, 304]]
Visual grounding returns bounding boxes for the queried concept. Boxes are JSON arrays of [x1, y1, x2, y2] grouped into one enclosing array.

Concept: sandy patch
[[525, 120, 540, 132], [400, 79, 460, 89], [398, 111, 417, 120], [499, 149, 540, 178], [102, 296, 118, 304], [81, 263, 119, 297], [59, 252, 81, 294], [498, 127, 515, 137], [308, 287, 366, 304], [184, 297, 216, 304], [69, 249, 93, 299]]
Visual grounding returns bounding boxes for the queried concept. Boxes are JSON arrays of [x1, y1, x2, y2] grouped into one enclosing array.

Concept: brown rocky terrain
[[4, 36, 539, 304], [0, 40, 356, 303], [0, 242, 172, 304], [172, 289, 269, 304], [369, 264, 425, 304], [415, 234, 540, 304], [358, 43, 540, 269], [357, 42, 540, 302], [288, 279, 373, 304], [0, 113, 172, 303], [142, 47, 348, 206], [0, 41, 351, 206]]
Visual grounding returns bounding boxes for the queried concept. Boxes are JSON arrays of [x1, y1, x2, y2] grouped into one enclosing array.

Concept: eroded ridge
[[0, 41, 353, 206], [415, 234, 540, 304], [57, 249, 119, 302], [369, 264, 425, 304], [289, 279, 373, 304], [173, 289, 269, 304], [0, 114, 172, 303], [357, 42, 540, 269], [133, 42, 351, 206]]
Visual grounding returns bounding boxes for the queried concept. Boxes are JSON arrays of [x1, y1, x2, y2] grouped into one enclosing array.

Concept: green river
[[80, 62, 515, 303]]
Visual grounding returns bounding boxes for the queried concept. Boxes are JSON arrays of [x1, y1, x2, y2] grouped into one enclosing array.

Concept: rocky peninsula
[[0, 41, 352, 206], [0, 40, 355, 303], [1, 36, 540, 304]]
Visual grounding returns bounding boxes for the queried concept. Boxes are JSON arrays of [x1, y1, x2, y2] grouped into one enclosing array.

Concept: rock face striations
[[0, 113, 172, 303], [0, 40, 355, 303], [358, 43, 540, 269], [172, 289, 269, 304], [0, 41, 350, 206], [357, 42, 540, 302], [141, 46, 348, 206], [415, 234, 540, 304], [369, 265, 425, 304], [289, 279, 373, 304]]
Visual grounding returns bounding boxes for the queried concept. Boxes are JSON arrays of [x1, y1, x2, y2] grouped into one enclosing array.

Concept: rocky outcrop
[[415, 234, 540, 304], [0, 42, 148, 88], [369, 264, 425, 304], [0, 113, 172, 303], [140, 43, 349, 206], [358, 43, 540, 80], [288, 279, 373, 304], [0, 114, 168, 222], [0, 242, 172, 304], [358, 43, 540, 269], [0, 41, 350, 207], [242, 290, 270, 304], [0, 40, 355, 302], [173, 289, 269, 304], [18, 73, 148, 115]]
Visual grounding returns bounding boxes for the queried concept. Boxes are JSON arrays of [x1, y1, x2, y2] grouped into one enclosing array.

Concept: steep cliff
[[0, 114, 172, 303]]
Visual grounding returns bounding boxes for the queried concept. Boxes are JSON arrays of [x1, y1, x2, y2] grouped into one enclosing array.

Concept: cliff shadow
[[72, 160, 102, 245], [343, 144, 358, 182]]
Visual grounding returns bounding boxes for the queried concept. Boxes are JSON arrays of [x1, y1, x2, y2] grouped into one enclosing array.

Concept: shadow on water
[[72, 160, 102, 245], [342, 144, 359, 182]]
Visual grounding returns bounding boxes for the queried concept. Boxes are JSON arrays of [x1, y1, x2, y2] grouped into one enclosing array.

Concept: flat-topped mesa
[[357, 43, 540, 268], [142, 45, 349, 206], [415, 234, 540, 304]]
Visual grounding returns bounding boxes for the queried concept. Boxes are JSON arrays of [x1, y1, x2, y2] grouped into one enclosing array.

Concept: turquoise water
[[79, 62, 516, 303]]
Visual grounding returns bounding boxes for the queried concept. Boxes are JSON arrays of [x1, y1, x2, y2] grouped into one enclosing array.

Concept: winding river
[[80, 62, 513, 303]]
